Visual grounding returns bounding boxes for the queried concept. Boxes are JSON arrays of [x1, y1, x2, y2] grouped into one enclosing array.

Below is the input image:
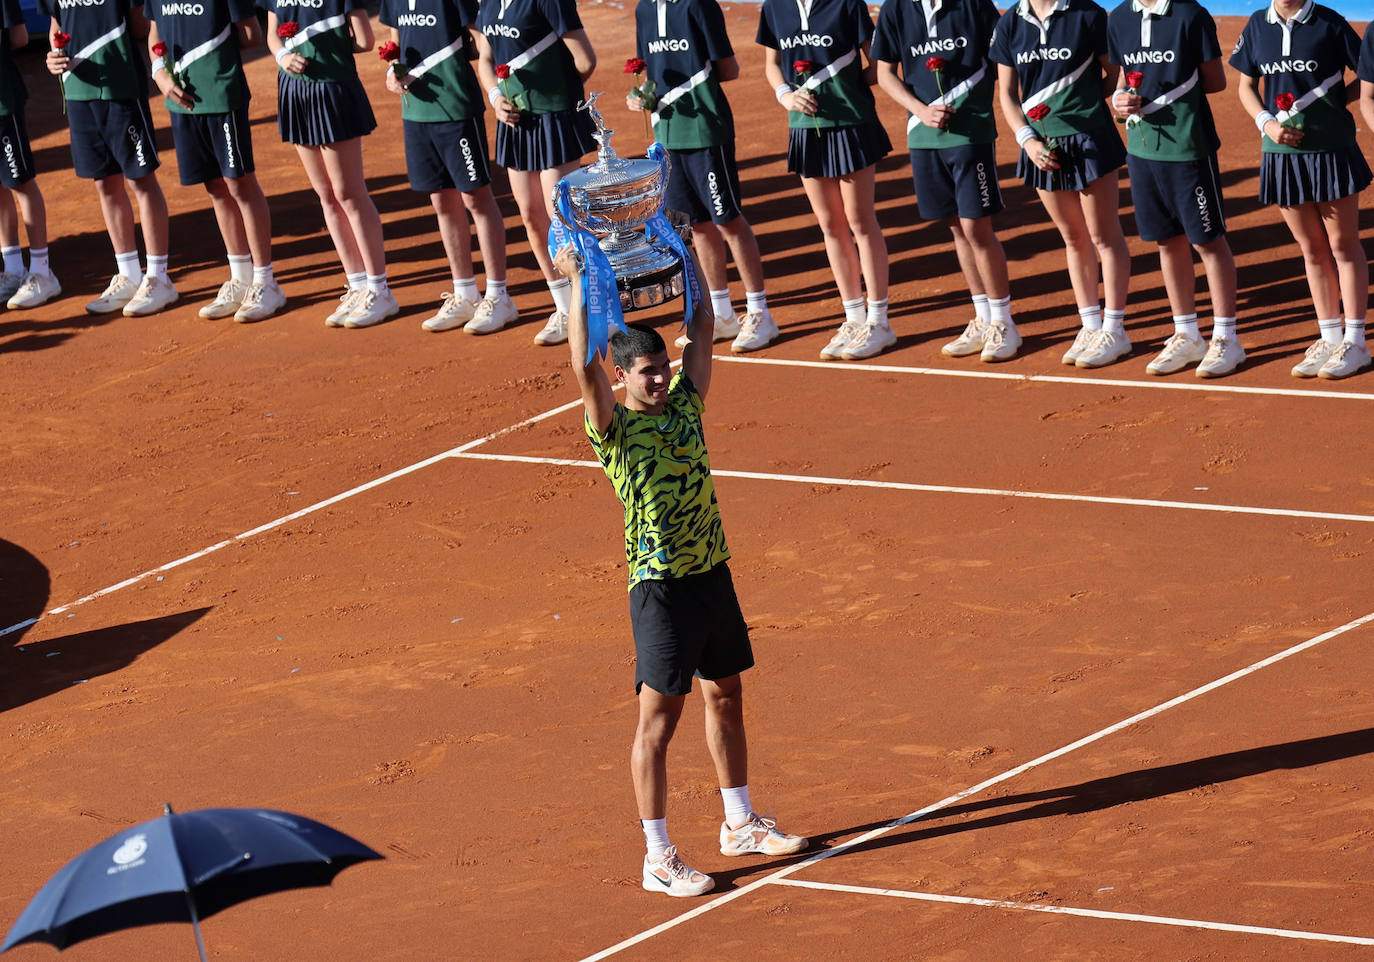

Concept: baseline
[[579, 609, 1374, 960], [769, 879, 1374, 947], [450, 452, 1374, 525], [716, 355, 1374, 401]]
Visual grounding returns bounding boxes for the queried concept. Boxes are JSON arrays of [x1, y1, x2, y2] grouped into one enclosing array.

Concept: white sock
[[116, 251, 142, 284], [642, 818, 670, 860], [1318, 318, 1343, 346], [27, 247, 49, 277], [972, 293, 990, 322], [485, 279, 507, 300], [745, 290, 769, 315], [1343, 318, 1366, 348], [549, 277, 572, 314], [145, 254, 169, 282], [1173, 313, 1200, 338], [346, 271, 367, 291], [1102, 308, 1127, 336], [1078, 305, 1102, 332], [366, 273, 389, 295], [1212, 316, 1236, 339], [721, 785, 752, 829], [841, 297, 865, 325], [252, 263, 275, 286], [228, 253, 252, 284], [1, 245, 21, 274], [866, 297, 890, 329], [709, 288, 733, 321], [988, 295, 1012, 326], [454, 277, 479, 303]]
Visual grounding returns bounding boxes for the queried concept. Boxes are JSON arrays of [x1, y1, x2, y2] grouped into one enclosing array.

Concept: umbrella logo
[[109, 834, 148, 871]]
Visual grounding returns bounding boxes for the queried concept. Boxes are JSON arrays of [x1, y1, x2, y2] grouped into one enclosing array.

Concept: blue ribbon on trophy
[[644, 142, 699, 330], [549, 179, 625, 366]]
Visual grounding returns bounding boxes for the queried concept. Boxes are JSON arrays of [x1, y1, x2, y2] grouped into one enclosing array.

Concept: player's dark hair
[[610, 323, 666, 370]]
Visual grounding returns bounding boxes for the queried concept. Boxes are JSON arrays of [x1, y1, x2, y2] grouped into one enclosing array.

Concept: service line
[[579, 609, 1374, 960], [717, 354, 1374, 401], [451, 452, 1374, 525], [770, 879, 1374, 947]]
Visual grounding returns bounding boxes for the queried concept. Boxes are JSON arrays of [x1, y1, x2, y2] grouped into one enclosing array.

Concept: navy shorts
[[1126, 152, 1226, 244], [403, 117, 492, 193], [910, 141, 1004, 221], [629, 562, 754, 697], [664, 142, 744, 226], [170, 106, 255, 186], [0, 107, 37, 188], [68, 98, 160, 181]]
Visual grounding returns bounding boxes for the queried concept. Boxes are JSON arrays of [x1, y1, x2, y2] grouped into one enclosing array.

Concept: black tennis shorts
[[629, 563, 754, 696]]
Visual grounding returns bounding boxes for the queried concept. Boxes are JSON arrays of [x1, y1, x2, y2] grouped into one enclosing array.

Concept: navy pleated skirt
[[1017, 123, 1126, 192], [786, 120, 891, 179], [277, 71, 377, 147], [1259, 144, 1372, 206], [494, 108, 597, 171]]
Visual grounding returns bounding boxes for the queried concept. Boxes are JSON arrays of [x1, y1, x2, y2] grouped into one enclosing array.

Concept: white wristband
[[774, 82, 793, 105], [1111, 88, 1128, 110], [386, 63, 395, 76], [1255, 110, 1276, 133], [150, 56, 165, 77], [1015, 124, 1037, 147], [274, 46, 291, 66], [488, 85, 503, 106]]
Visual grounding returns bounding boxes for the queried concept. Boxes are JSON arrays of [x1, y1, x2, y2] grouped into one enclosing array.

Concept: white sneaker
[[199, 278, 247, 319], [1291, 339, 1337, 377], [421, 292, 478, 332], [464, 292, 518, 335], [642, 846, 715, 898], [533, 310, 569, 345], [1318, 340, 1372, 380], [0, 270, 22, 301], [942, 316, 988, 357], [86, 274, 139, 314], [1075, 329, 1132, 368], [980, 321, 1021, 362], [342, 288, 400, 328], [676, 313, 741, 347], [7, 271, 62, 309], [731, 310, 779, 353], [233, 280, 286, 323], [122, 275, 180, 316], [1196, 335, 1246, 379], [719, 814, 808, 857], [819, 319, 863, 360], [325, 287, 365, 327], [1061, 327, 1094, 366], [841, 322, 896, 360], [1146, 332, 1207, 375]]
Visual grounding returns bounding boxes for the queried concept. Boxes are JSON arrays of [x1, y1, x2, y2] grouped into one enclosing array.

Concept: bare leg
[[1319, 193, 1369, 321], [800, 174, 862, 301], [1157, 234, 1197, 318], [691, 220, 730, 291], [431, 187, 474, 281], [296, 143, 364, 276], [127, 172, 169, 258], [1079, 172, 1130, 313], [839, 165, 888, 301], [0, 189, 19, 249], [223, 173, 273, 268], [631, 685, 686, 821], [320, 139, 386, 277], [716, 214, 766, 294], [1037, 187, 1099, 311], [1193, 235, 1237, 320], [94, 173, 137, 254], [204, 178, 250, 260], [461, 184, 507, 282], [700, 674, 747, 790], [1278, 202, 1341, 320], [11, 181, 48, 252]]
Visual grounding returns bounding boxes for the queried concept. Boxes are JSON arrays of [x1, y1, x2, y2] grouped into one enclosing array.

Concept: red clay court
[[2, 5, 1373, 960]]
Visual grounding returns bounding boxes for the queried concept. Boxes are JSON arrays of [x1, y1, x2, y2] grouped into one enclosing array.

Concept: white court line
[[451, 452, 1374, 525], [579, 609, 1374, 961], [717, 354, 1374, 401], [0, 397, 588, 639], [770, 878, 1374, 947]]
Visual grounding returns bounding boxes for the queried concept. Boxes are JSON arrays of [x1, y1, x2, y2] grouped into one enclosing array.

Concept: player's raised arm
[[678, 247, 714, 401], [556, 246, 615, 434]]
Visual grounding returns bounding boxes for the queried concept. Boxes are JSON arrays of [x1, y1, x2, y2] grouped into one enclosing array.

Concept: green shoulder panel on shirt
[[907, 74, 997, 149], [66, 33, 145, 101], [507, 43, 579, 114], [1261, 96, 1355, 154], [789, 60, 873, 130], [1124, 86, 1210, 161], [167, 47, 249, 114], [652, 82, 731, 149], [281, 28, 356, 84], [400, 57, 481, 122]]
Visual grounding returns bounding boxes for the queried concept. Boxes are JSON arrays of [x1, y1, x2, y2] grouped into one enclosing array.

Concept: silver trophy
[[553, 93, 685, 311]]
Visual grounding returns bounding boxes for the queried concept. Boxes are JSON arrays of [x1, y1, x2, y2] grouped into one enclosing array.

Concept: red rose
[[1275, 92, 1295, 111], [378, 40, 399, 63], [151, 40, 167, 57], [624, 57, 646, 75], [495, 63, 511, 79], [276, 21, 299, 39], [925, 56, 947, 72], [1125, 70, 1144, 90], [52, 31, 70, 49], [1026, 104, 1050, 122], [793, 59, 814, 75]]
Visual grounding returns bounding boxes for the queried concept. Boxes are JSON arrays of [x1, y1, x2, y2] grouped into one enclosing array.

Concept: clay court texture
[[3, 3, 1374, 959]]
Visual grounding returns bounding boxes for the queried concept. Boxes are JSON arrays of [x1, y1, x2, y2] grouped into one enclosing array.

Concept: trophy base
[[617, 261, 685, 312]]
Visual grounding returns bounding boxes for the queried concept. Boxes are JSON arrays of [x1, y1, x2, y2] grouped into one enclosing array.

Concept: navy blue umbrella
[[2, 805, 382, 960]]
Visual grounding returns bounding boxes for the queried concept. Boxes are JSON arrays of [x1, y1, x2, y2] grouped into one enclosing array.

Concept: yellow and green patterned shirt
[[586, 371, 731, 589]]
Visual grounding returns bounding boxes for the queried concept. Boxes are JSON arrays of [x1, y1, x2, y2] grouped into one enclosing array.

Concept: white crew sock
[[709, 288, 733, 321], [1318, 318, 1343, 346], [721, 785, 752, 830], [988, 295, 1012, 326], [549, 277, 572, 314], [1102, 308, 1127, 336], [841, 297, 865, 325], [485, 278, 507, 300], [227, 253, 252, 284], [145, 254, 169, 282], [1212, 316, 1236, 339], [641, 818, 670, 860], [1078, 305, 1102, 332], [252, 263, 275, 286], [2, 245, 21, 274], [345, 271, 367, 291], [454, 277, 479, 303], [1344, 318, 1367, 348], [27, 246, 49, 277], [745, 290, 769, 315], [116, 250, 142, 283], [1173, 313, 1200, 338], [866, 297, 890, 329], [366, 273, 389, 295], [971, 293, 990, 322]]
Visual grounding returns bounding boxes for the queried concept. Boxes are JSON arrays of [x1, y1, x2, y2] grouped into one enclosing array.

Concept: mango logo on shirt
[[57, 0, 107, 9], [1259, 58, 1320, 73], [910, 37, 967, 56], [1121, 49, 1176, 64], [1016, 46, 1073, 63], [780, 33, 834, 49], [483, 22, 521, 38], [647, 37, 689, 53], [396, 12, 436, 24], [160, 2, 206, 13]]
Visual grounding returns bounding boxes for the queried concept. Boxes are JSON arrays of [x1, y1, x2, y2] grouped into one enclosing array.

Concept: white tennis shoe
[[642, 846, 715, 897], [719, 813, 808, 857]]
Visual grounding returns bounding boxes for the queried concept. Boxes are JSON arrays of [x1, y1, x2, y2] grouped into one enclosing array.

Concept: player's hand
[[46, 50, 69, 75], [279, 51, 308, 74], [781, 88, 817, 116], [1028, 139, 1060, 170], [1263, 118, 1304, 147], [154, 73, 195, 110], [917, 102, 953, 129], [385, 69, 409, 95], [625, 92, 643, 113], [493, 94, 521, 127], [553, 244, 583, 278], [1113, 90, 1142, 118]]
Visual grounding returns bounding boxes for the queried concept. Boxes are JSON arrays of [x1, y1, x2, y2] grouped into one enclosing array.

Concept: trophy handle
[[551, 182, 579, 233]]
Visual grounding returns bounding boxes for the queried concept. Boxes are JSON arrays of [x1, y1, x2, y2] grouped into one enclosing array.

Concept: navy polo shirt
[[146, 0, 256, 114], [38, 0, 147, 102], [476, 0, 584, 114], [634, 0, 734, 149], [989, 0, 1113, 137], [757, 0, 879, 130], [379, 0, 484, 123]]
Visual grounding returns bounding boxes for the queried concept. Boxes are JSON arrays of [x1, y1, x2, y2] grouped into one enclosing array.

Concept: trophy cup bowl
[[553, 95, 686, 311]]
